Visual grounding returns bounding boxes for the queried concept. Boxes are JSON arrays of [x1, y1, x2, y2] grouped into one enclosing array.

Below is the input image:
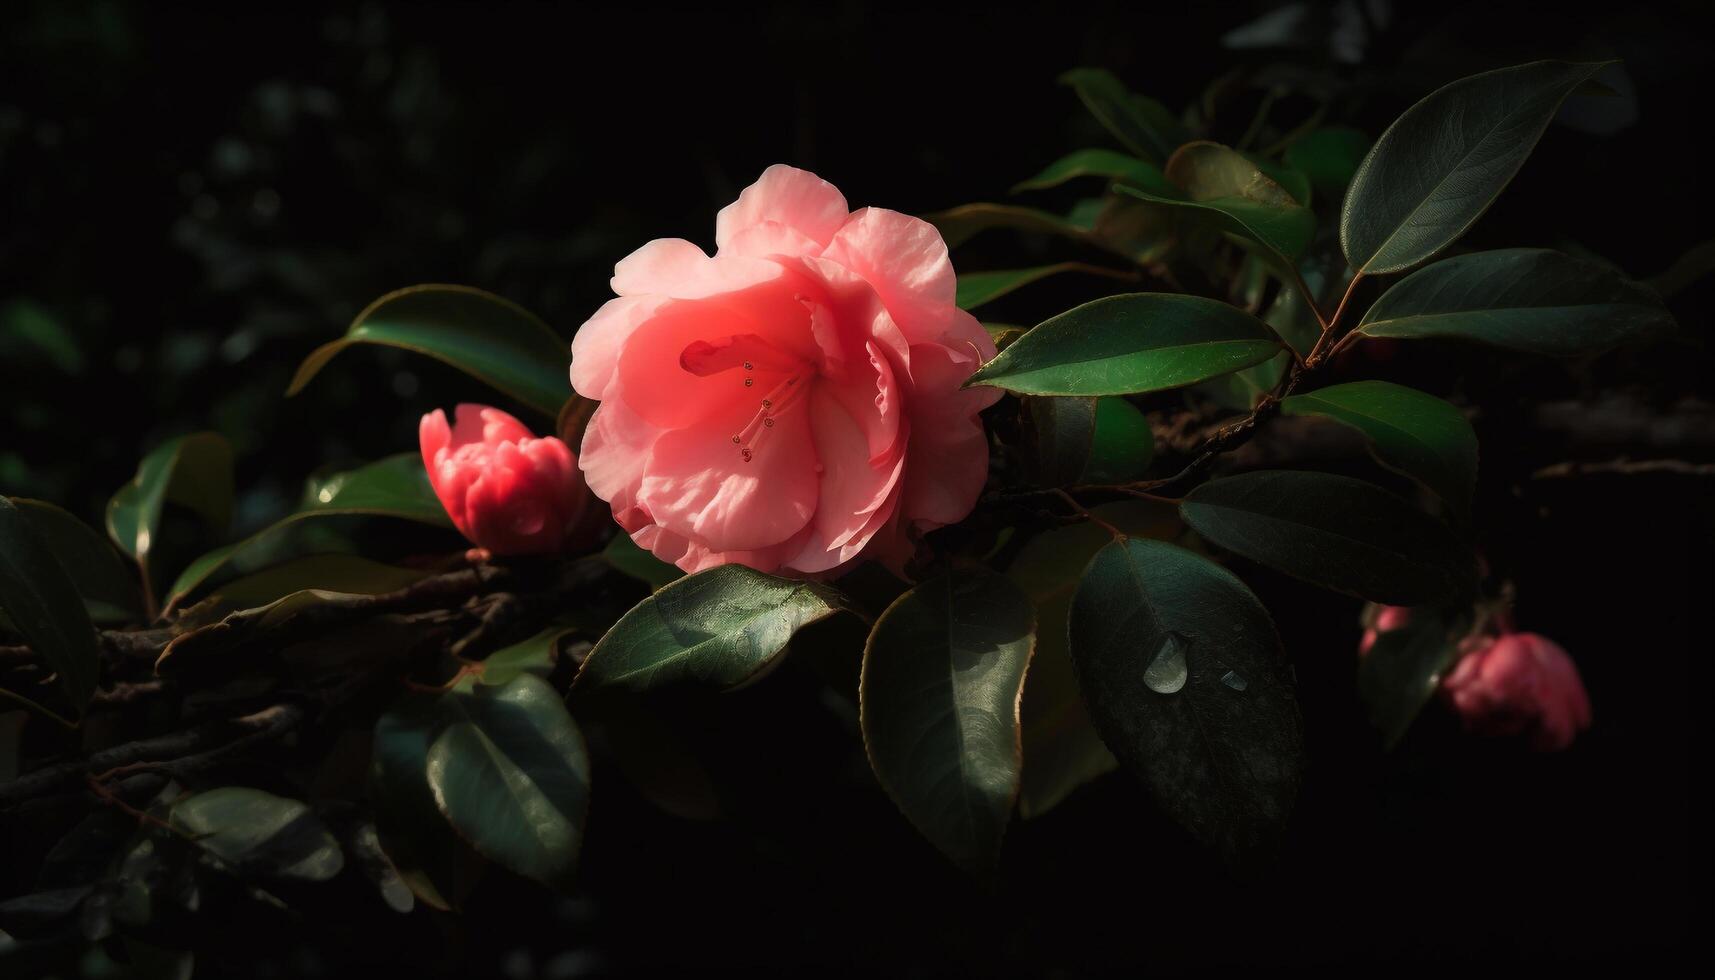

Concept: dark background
[[2, 0, 1708, 974]]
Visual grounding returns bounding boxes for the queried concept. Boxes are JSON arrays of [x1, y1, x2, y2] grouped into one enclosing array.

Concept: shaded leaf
[[578, 565, 850, 692], [288, 284, 569, 417], [1012, 148, 1172, 193], [602, 533, 684, 591], [10, 498, 142, 624], [105, 432, 233, 596], [1119, 141, 1315, 276], [0, 496, 101, 713], [1281, 381, 1478, 515], [925, 203, 1099, 251], [426, 675, 590, 889], [1180, 470, 1478, 604], [956, 263, 1133, 311], [1358, 604, 1473, 748], [169, 788, 343, 882], [1356, 248, 1676, 354], [860, 568, 1035, 875], [1069, 537, 1303, 859], [1283, 126, 1369, 200], [1059, 68, 1190, 163], [478, 625, 574, 687], [966, 293, 1282, 396], [1341, 61, 1609, 274]]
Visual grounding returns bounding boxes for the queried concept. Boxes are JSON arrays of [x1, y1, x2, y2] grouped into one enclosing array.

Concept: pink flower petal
[[715, 165, 849, 255]]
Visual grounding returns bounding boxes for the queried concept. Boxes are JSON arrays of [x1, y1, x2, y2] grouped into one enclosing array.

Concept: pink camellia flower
[[1358, 605, 1413, 656], [1441, 632, 1592, 751], [419, 404, 587, 556], [567, 164, 1000, 575]]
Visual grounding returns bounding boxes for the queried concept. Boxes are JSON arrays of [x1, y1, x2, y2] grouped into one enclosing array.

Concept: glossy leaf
[[1119, 141, 1315, 275], [105, 432, 234, 586], [1356, 248, 1676, 354], [288, 284, 569, 418], [371, 696, 485, 910], [169, 787, 343, 882], [1181, 470, 1477, 604], [1008, 502, 1181, 818], [426, 675, 591, 889], [578, 565, 849, 692], [166, 454, 450, 608], [0, 496, 100, 713], [1083, 397, 1155, 483], [1012, 148, 1173, 193], [1358, 604, 1472, 748], [10, 499, 142, 624], [1341, 61, 1609, 274], [1069, 537, 1303, 858], [1059, 68, 1189, 163], [1281, 381, 1478, 515], [1283, 126, 1369, 200], [966, 293, 1282, 396], [478, 626, 574, 687], [860, 568, 1035, 875]]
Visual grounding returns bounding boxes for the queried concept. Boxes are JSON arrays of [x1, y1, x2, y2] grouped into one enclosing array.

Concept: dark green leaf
[[1069, 538, 1303, 859], [602, 533, 684, 591], [1281, 381, 1478, 515], [1012, 148, 1173, 194], [1356, 248, 1676, 354], [1358, 604, 1472, 748], [288, 284, 570, 418], [11, 499, 142, 624], [166, 454, 450, 609], [1008, 502, 1181, 818], [371, 696, 485, 910], [1283, 126, 1369, 200], [425, 675, 590, 889], [579, 564, 849, 692], [199, 554, 429, 611], [1341, 61, 1609, 274], [0, 496, 100, 713], [1119, 141, 1316, 275], [1023, 396, 1097, 487], [1059, 68, 1190, 163], [478, 626, 574, 687], [1083, 397, 1155, 483], [1180, 470, 1477, 604], [860, 568, 1035, 875], [105, 432, 234, 594], [966, 293, 1282, 396], [169, 788, 343, 882]]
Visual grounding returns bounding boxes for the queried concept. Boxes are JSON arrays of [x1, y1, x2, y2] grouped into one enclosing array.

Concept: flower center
[[730, 367, 808, 462]]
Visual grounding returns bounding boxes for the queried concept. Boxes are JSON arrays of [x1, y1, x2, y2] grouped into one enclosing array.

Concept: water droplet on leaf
[[1144, 632, 1189, 694]]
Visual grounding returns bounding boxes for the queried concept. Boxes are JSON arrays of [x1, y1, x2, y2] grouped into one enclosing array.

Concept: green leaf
[[288, 284, 569, 418], [925, 203, 1098, 251], [578, 565, 850, 692], [169, 788, 343, 882], [1069, 538, 1304, 859], [10, 499, 142, 624], [1283, 126, 1369, 200], [982, 323, 1027, 351], [860, 568, 1035, 875], [1012, 149, 1173, 194], [602, 533, 684, 591], [1180, 470, 1477, 604], [1118, 141, 1316, 275], [166, 454, 450, 609], [1083, 397, 1155, 483], [371, 696, 484, 910], [0, 496, 101, 714], [1007, 502, 1181, 818], [1023, 396, 1097, 487], [1059, 68, 1190, 163], [966, 293, 1282, 396], [1356, 248, 1676, 354], [426, 675, 591, 889], [478, 626, 575, 687], [1341, 61, 1610, 274], [1358, 605, 1472, 748], [1281, 381, 1478, 516], [105, 432, 234, 593], [955, 263, 1131, 312]]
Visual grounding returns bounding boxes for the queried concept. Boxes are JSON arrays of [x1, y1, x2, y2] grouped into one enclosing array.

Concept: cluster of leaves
[[0, 57, 1681, 968]]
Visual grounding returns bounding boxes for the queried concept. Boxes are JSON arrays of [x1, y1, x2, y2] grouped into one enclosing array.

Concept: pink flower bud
[[419, 404, 587, 556], [1358, 605, 1413, 656], [1440, 632, 1592, 751]]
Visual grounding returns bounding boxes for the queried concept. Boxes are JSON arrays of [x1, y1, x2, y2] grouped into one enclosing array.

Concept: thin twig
[[1531, 458, 1715, 479]]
